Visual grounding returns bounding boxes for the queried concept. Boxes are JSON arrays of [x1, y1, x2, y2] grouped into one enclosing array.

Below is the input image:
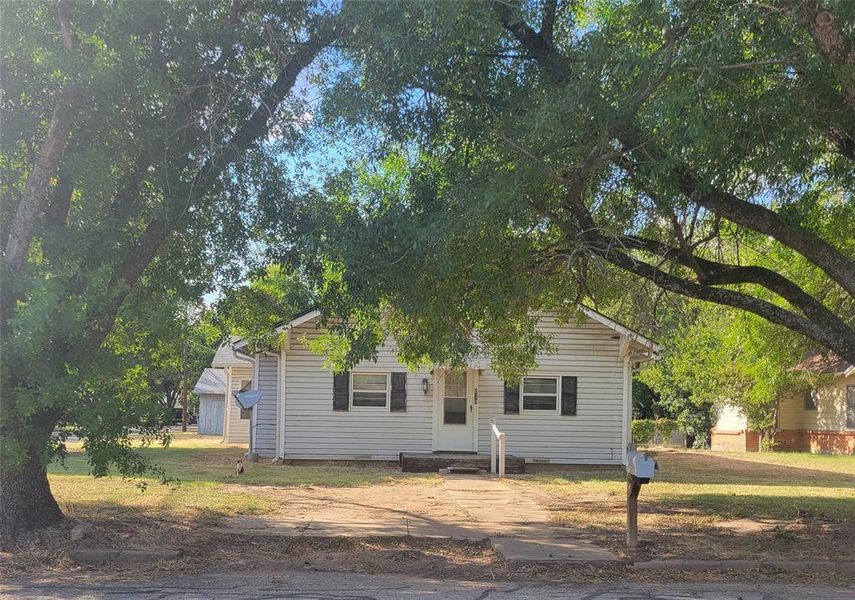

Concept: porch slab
[[399, 452, 525, 474]]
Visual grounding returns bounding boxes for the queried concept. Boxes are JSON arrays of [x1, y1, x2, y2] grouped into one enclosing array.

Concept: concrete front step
[[400, 452, 525, 474]]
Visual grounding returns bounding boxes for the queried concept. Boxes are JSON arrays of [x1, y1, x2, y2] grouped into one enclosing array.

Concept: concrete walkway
[[222, 473, 617, 563], [442, 474, 617, 562]]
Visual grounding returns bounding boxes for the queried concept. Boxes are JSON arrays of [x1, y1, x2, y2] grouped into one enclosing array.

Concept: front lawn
[[511, 450, 855, 561], [47, 433, 436, 524]]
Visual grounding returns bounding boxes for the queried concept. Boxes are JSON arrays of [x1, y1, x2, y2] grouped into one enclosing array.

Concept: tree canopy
[[0, 0, 340, 539], [2, 0, 854, 541], [289, 0, 853, 376]]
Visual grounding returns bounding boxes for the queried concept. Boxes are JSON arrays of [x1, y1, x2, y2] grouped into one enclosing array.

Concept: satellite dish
[[234, 390, 262, 409]]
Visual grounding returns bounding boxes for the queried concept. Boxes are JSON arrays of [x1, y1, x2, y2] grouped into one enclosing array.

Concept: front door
[[435, 369, 477, 451]]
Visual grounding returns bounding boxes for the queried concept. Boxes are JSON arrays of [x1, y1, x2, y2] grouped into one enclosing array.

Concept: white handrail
[[488, 418, 506, 478]]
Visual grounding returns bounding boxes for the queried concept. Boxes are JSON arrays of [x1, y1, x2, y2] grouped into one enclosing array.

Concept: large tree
[[0, 1, 340, 540], [285, 0, 853, 374]]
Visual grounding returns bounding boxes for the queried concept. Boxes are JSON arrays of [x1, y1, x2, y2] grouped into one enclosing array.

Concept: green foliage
[[640, 300, 813, 438], [283, 0, 854, 379], [631, 420, 658, 445], [632, 379, 659, 419], [0, 0, 328, 498], [214, 264, 314, 354], [632, 418, 680, 445]]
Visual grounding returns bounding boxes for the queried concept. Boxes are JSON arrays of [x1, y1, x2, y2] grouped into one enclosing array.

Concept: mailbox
[[625, 450, 657, 548], [626, 450, 655, 482]]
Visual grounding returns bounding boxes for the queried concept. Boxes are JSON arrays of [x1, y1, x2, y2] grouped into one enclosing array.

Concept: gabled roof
[[579, 306, 660, 355], [231, 308, 321, 351], [193, 368, 226, 395], [211, 336, 253, 367], [793, 352, 853, 376]]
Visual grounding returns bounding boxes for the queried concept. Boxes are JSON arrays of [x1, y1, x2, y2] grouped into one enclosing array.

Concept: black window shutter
[[503, 381, 520, 414], [390, 372, 407, 412], [561, 376, 577, 416], [333, 371, 350, 411]]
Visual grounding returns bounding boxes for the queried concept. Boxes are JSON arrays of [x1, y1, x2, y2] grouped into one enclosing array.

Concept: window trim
[[520, 375, 561, 414], [349, 371, 391, 409]]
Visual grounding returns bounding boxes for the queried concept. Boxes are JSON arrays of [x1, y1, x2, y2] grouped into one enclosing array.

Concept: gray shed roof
[[193, 368, 226, 395], [210, 337, 248, 367]]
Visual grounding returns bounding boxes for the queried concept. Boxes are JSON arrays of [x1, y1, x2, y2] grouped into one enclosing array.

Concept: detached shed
[[193, 368, 226, 435]]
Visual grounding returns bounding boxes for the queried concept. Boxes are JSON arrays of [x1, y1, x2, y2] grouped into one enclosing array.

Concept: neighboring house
[[208, 307, 658, 465], [193, 368, 226, 435], [711, 354, 855, 455], [211, 339, 255, 444]]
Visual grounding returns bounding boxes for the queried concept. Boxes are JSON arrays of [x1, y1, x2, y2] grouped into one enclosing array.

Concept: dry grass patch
[[510, 450, 855, 562], [47, 433, 437, 524]]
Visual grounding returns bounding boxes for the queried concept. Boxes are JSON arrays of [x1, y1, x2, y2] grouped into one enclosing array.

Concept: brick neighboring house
[[711, 354, 855, 455]]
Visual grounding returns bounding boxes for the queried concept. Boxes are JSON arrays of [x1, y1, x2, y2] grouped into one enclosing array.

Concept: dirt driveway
[[221, 473, 617, 561]]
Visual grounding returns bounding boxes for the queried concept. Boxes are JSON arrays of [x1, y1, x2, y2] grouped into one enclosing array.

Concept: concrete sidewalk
[[442, 474, 618, 562], [222, 473, 617, 562]]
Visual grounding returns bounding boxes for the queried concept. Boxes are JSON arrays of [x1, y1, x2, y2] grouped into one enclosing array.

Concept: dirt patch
[[220, 479, 459, 527], [4, 524, 852, 587]]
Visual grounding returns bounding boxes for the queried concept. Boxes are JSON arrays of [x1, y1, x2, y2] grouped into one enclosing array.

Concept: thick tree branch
[[4, 88, 80, 273], [3, 1, 80, 274], [619, 234, 852, 337], [784, 0, 855, 112], [558, 186, 855, 364], [84, 25, 342, 351], [495, 2, 855, 301], [540, 0, 557, 45]]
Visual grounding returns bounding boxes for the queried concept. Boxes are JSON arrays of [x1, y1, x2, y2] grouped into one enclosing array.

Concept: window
[[521, 376, 559, 412], [803, 389, 817, 411], [443, 371, 467, 425], [351, 373, 389, 408], [238, 379, 253, 419]]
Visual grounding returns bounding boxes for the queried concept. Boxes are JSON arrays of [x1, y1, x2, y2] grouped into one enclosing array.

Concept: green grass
[[48, 433, 434, 523], [707, 450, 855, 474], [514, 450, 855, 522]]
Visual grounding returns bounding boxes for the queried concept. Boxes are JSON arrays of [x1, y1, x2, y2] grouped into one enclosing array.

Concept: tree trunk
[[0, 452, 64, 548]]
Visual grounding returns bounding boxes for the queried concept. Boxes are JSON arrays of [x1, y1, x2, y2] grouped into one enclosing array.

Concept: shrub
[[632, 419, 658, 444], [656, 418, 680, 442], [632, 418, 683, 445]]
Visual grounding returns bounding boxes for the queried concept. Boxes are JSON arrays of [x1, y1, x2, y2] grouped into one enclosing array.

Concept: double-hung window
[[521, 376, 560, 413], [351, 373, 390, 408]]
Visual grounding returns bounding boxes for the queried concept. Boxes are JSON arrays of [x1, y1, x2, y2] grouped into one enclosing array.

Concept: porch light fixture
[[422, 377, 430, 394]]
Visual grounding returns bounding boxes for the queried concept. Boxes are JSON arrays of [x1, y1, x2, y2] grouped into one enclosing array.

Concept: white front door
[[435, 369, 478, 452]]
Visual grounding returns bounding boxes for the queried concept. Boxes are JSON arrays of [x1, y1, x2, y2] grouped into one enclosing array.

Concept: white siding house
[[211, 340, 254, 445], [193, 368, 226, 435], [214, 308, 657, 465]]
